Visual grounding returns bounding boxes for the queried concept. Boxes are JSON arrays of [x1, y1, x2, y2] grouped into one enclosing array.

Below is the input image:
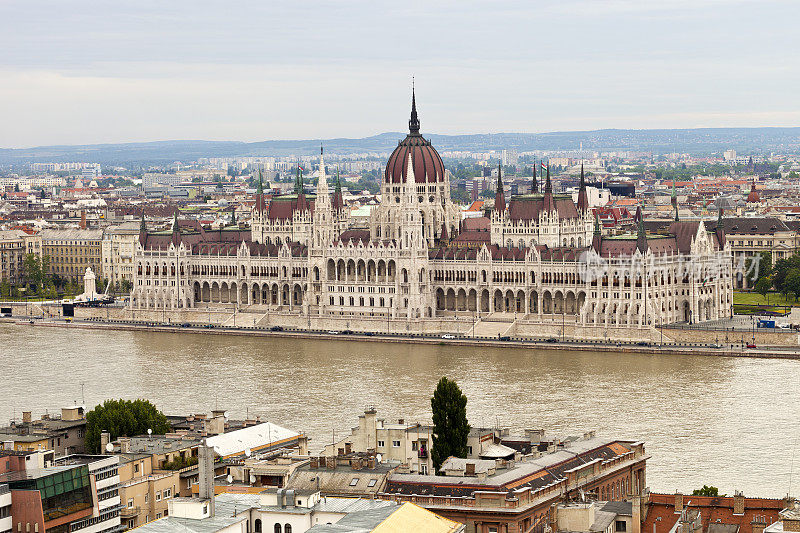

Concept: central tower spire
[[409, 79, 420, 135]]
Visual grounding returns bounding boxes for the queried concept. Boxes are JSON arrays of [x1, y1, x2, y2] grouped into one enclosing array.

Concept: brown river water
[[1, 323, 798, 497]]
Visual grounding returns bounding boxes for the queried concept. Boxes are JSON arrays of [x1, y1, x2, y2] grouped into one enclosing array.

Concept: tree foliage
[[692, 485, 720, 497], [431, 377, 471, 473], [85, 399, 171, 453]]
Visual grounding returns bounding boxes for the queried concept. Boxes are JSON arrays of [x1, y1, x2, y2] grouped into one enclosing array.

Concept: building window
[[155, 491, 161, 502], [274, 525, 282, 533], [367, 479, 377, 487], [616, 521, 627, 532], [392, 441, 400, 447], [127, 499, 134, 508], [377, 440, 384, 448], [349, 478, 359, 486]]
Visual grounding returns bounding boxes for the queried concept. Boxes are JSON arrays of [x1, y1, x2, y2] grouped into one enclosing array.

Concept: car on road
[[545, 337, 558, 343], [270, 326, 284, 331], [327, 330, 340, 335], [363, 331, 374, 336], [709, 343, 722, 348], [636, 341, 651, 346], [342, 330, 354, 335], [498, 336, 511, 341], [441, 334, 456, 339], [746, 343, 756, 349]]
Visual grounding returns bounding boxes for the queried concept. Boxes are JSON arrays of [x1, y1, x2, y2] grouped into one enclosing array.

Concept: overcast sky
[[1, 0, 799, 148]]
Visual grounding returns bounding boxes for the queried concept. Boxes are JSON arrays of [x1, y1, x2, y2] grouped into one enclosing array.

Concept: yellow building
[[41, 229, 103, 282]]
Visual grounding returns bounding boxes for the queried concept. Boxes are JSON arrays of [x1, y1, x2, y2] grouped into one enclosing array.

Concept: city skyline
[[2, 0, 800, 148]]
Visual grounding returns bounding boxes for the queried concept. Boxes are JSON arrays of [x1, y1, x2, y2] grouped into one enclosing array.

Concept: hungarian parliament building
[[130, 94, 733, 333]]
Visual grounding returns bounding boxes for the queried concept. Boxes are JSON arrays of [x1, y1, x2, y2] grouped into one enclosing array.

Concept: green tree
[[22, 254, 44, 293], [785, 269, 800, 301], [692, 485, 720, 497], [754, 277, 771, 304], [431, 377, 470, 473], [85, 399, 171, 453]]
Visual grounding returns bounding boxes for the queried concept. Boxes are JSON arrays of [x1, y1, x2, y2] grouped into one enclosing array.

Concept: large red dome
[[384, 89, 445, 185]]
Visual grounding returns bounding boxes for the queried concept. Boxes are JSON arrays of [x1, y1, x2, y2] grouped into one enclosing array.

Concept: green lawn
[[734, 291, 798, 307]]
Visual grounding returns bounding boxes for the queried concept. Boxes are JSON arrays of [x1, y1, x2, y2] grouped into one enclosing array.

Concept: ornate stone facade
[[129, 95, 733, 330]]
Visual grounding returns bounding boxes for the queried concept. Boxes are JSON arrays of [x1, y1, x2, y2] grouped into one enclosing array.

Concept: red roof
[[508, 196, 580, 221], [385, 133, 445, 185], [643, 493, 785, 533]]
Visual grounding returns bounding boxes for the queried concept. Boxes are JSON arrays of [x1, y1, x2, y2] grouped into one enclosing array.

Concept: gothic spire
[[577, 163, 588, 213], [409, 79, 420, 135], [636, 206, 647, 254], [716, 207, 726, 247], [494, 163, 505, 212], [139, 210, 146, 233], [543, 163, 555, 212], [532, 162, 538, 193], [671, 180, 679, 221], [592, 211, 602, 253], [257, 169, 263, 195]]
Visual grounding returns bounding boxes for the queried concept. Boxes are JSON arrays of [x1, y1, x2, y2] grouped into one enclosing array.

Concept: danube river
[[1, 323, 798, 497]]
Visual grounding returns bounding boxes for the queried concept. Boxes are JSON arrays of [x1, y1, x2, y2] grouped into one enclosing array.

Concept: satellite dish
[[105, 443, 114, 453], [376, 454, 382, 463], [226, 474, 233, 484], [249, 475, 256, 484], [244, 449, 251, 457]]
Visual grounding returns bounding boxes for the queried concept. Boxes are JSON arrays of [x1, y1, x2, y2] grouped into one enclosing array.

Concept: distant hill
[[2, 127, 800, 166]]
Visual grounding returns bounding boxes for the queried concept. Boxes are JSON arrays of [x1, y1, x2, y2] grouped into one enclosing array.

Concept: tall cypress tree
[[431, 377, 471, 473]]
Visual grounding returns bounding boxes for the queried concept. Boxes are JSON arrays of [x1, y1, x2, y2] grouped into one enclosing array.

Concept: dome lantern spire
[[409, 78, 420, 135]]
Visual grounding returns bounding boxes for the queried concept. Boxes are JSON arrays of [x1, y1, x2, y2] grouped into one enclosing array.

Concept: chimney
[[80, 210, 86, 230], [298, 434, 309, 456], [22, 412, 31, 424], [198, 441, 215, 517], [100, 432, 110, 454], [118, 437, 131, 453], [734, 492, 745, 515], [675, 493, 684, 513], [465, 462, 476, 476], [632, 494, 642, 533]]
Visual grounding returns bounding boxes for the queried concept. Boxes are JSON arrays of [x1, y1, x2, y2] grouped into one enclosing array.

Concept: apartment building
[[41, 229, 103, 282], [321, 409, 514, 476], [101, 222, 141, 287], [0, 407, 87, 456], [0, 230, 41, 284], [0, 453, 121, 533]]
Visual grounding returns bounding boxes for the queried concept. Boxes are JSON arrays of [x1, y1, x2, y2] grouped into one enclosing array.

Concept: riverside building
[[129, 93, 734, 335]]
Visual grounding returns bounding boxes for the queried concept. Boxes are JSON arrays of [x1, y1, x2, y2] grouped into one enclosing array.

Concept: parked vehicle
[[441, 334, 456, 339], [270, 325, 284, 331]]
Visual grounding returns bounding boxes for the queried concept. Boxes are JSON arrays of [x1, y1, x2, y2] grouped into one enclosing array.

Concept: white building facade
[[129, 95, 733, 330]]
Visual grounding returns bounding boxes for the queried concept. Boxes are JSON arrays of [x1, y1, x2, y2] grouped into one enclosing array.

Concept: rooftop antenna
[[81, 382, 85, 405]]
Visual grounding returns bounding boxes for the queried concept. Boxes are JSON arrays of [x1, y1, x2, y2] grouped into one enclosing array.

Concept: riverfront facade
[[129, 95, 734, 332]]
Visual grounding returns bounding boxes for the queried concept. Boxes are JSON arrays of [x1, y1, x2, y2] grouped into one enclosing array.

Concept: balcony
[[120, 506, 141, 518]]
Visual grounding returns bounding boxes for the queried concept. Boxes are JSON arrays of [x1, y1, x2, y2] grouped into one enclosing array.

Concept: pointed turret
[[171, 210, 181, 247], [577, 163, 588, 213], [591, 211, 602, 253], [138, 210, 147, 246], [671, 180, 679, 221], [409, 80, 420, 135], [531, 162, 538, 194], [317, 144, 328, 196], [636, 206, 647, 254], [715, 207, 726, 248], [255, 170, 266, 212], [543, 163, 555, 212], [440, 222, 449, 243], [332, 167, 344, 211], [494, 163, 505, 212], [231, 208, 236, 227]]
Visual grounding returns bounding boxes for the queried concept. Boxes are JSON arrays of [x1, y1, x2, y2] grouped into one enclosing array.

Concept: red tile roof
[[643, 493, 785, 533]]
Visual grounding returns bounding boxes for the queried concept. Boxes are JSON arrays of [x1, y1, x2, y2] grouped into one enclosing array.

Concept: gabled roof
[[507, 195, 580, 221]]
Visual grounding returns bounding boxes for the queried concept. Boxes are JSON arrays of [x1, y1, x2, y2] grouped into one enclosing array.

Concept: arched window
[[254, 520, 261, 533], [284, 526, 292, 533], [274, 524, 281, 533]]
